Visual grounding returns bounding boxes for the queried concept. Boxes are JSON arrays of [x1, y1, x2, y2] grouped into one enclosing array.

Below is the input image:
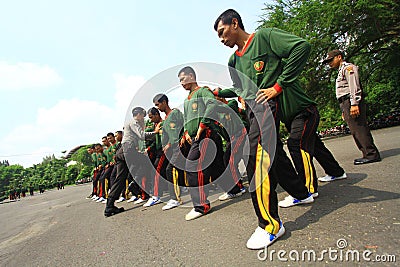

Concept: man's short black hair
[[153, 93, 169, 104], [106, 132, 114, 137], [115, 130, 123, 135], [102, 136, 107, 140], [132, 106, 146, 116], [214, 9, 244, 31], [178, 66, 196, 80], [147, 107, 160, 116]]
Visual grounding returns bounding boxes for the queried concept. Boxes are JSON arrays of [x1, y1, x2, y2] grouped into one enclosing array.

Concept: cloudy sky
[[0, 0, 265, 167]]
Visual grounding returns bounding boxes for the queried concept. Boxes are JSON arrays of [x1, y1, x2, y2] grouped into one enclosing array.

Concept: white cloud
[[0, 98, 120, 167], [0, 61, 62, 91], [113, 73, 146, 119], [36, 98, 119, 137], [0, 146, 57, 168], [0, 74, 148, 168]]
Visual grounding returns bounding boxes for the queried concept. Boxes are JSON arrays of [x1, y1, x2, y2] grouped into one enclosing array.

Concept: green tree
[[70, 146, 93, 166], [76, 166, 92, 181], [0, 164, 24, 198], [260, 0, 400, 129], [68, 145, 97, 182], [65, 165, 80, 183]]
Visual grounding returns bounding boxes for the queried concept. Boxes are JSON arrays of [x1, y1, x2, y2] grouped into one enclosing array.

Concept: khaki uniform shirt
[[122, 118, 154, 152], [336, 61, 362, 105]]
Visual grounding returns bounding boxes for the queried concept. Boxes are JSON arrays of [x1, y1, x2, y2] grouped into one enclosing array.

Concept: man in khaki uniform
[[323, 50, 381, 165]]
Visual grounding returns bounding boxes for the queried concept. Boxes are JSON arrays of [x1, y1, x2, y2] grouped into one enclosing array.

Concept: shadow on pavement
[[282, 172, 400, 238], [380, 147, 400, 159]]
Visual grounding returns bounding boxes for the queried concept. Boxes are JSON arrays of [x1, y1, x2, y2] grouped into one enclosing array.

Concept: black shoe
[[104, 206, 125, 217], [354, 157, 382, 165]]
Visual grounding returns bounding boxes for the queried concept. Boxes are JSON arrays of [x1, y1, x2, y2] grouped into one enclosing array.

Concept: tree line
[[0, 149, 92, 201]]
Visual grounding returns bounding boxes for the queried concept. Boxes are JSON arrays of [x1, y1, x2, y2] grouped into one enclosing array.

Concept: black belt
[[338, 94, 350, 103]]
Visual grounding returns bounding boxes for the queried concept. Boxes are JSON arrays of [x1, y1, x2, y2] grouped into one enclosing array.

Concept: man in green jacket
[[153, 93, 186, 211], [214, 8, 315, 249], [178, 66, 225, 221]]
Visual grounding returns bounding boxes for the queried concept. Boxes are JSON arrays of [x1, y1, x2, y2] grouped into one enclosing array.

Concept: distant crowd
[[7, 182, 64, 201]]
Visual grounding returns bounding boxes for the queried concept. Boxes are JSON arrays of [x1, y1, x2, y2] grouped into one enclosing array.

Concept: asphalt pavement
[[1, 126, 399, 266]]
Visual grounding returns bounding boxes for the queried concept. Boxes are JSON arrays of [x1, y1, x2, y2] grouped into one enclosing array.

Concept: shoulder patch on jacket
[[346, 66, 354, 74]]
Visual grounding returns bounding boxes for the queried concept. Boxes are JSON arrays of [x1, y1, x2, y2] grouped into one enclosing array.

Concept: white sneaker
[[126, 196, 139, 203], [162, 199, 180, 211], [246, 223, 285, 249], [96, 197, 106, 203], [318, 172, 347, 182], [218, 187, 246, 201], [311, 192, 319, 198], [185, 208, 208, 221], [91, 195, 97, 200], [143, 196, 161, 207], [101, 199, 107, 204], [278, 194, 314, 208], [133, 198, 145, 205], [92, 196, 99, 201], [115, 197, 125, 203], [218, 192, 232, 201]]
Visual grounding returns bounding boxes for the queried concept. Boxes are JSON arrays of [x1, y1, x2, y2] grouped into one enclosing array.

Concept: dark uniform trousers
[[151, 151, 168, 197], [109, 147, 129, 199], [96, 168, 104, 196], [109, 164, 117, 190], [99, 165, 113, 198], [245, 99, 309, 235], [165, 144, 187, 202], [92, 169, 98, 196], [286, 105, 344, 193], [185, 129, 224, 214], [314, 137, 346, 177], [107, 143, 152, 205], [286, 105, 319, 194], [219, 127, 247, 194], [340, 97, 380, 160], [127, 172, 143, 199]]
